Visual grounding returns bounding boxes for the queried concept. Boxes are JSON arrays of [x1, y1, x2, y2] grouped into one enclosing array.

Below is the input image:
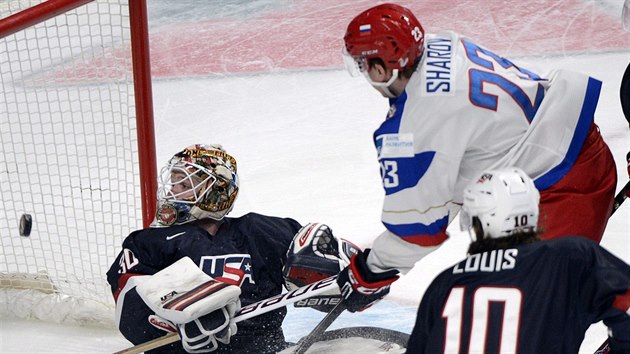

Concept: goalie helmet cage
[[0, 0, 156, 327]]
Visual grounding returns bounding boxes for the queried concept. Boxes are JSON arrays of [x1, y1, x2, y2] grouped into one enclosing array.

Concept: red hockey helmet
[[343, 3, 425, 74]]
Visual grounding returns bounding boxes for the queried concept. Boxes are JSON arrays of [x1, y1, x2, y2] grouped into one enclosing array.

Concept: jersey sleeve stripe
[[113, 272, 144, 302], [384, 215, 448, 236], [400, 231, 449, 246], [383, 215, 449, 246], [534, 77, 601, 190]]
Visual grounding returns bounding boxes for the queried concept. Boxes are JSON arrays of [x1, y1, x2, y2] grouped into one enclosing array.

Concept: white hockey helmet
[[153, 144, 239, 226], [460, 167, 540, 240]]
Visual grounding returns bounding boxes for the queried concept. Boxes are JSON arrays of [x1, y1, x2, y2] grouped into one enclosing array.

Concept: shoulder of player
[[533, 236, 596, 251], [525, 236, 598, 262], [128, 223, 206, 242], [224, 212, 301, 237]]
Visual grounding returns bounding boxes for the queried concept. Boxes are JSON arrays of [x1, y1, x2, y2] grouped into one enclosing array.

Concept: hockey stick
[[612, 178, 630, 214], [292, 301, 347, 354], [592, 176, 630, 354], [113, 275, 340, 354]]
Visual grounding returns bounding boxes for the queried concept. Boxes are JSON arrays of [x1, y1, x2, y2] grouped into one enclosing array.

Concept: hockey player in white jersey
[[335, 3, 618, 312]]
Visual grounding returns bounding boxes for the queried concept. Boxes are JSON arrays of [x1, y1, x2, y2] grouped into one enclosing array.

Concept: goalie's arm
[[106, 233, 180, 348]]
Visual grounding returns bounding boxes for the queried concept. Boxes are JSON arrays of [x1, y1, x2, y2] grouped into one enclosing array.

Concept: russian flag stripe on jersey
[[384, 215, 449, 246]]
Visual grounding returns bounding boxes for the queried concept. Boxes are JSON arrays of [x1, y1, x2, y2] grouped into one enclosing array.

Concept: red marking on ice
[[45, 0, 629, 81], [147, 0, 628, 77]]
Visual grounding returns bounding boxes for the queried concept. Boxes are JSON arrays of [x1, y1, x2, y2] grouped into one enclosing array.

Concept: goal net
[[0, 0, 155, 327]]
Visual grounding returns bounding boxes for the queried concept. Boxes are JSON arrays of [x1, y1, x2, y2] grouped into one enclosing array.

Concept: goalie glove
[[177, 302, 239, 353], [336, 249, 399, 312], [283, 223, 359, 312]]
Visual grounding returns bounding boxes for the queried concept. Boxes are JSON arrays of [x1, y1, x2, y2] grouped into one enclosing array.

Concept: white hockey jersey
[[366, 31, 601, 274]]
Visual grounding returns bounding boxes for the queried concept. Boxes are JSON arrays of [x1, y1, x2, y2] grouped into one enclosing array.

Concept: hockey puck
[[19, 214, 32, 237]]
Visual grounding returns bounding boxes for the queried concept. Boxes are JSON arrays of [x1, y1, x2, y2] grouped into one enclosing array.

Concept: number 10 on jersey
[[443, 286, 522, 353]]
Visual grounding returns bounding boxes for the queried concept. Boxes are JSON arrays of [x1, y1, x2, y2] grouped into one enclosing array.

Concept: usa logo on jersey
[[200, 254, 255, 287]]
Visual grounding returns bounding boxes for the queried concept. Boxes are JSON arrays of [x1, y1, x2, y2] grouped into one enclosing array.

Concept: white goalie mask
[[459, 167, 540, 240], [153, 144, 239, 226]]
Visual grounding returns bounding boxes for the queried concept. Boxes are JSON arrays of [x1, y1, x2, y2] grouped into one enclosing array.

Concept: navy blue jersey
[[406, 237, 630, 354], [106, 212, 302, 354]]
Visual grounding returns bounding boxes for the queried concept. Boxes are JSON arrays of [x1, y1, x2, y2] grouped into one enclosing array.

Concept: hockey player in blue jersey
[[107, 144, 350, 353], [335, 2, 618, 314], [406, 167, 630, 353]]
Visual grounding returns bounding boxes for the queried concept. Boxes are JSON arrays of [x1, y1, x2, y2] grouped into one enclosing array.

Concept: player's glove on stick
[[336, 249, 399, 312]]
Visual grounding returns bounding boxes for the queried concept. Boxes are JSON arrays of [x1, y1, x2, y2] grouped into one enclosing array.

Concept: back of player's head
[[343, 3, 425, 75], [153, 143, 239, 226], [460, 167, 540, 240]]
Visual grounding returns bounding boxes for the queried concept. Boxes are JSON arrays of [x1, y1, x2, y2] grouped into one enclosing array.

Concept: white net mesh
[[0, 0, 143, 326]]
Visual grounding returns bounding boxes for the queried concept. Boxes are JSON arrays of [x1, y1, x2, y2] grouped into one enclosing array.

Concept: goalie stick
[[113, 275, 340, 354]]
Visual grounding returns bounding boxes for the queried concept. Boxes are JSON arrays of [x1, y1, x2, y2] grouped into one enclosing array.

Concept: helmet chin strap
[[377, 85, 396, 98], [364, 69, 399, 98]]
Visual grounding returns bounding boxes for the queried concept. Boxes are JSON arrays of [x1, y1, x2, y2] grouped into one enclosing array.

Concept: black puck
[[19, 214, 32, 237]]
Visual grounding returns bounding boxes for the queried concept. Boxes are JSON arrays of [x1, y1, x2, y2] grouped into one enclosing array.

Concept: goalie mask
[[283, 223, 360, 311], [460, 167, 540, 240], [153, 144, 239, 226]]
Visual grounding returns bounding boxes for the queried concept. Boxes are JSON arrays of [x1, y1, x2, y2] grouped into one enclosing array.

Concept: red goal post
[[0, 0, 156, 326]]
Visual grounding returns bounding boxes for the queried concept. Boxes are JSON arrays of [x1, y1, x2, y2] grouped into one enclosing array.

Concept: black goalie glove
[[283, 223, 360, 312], [336, 248, 399, 312]]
